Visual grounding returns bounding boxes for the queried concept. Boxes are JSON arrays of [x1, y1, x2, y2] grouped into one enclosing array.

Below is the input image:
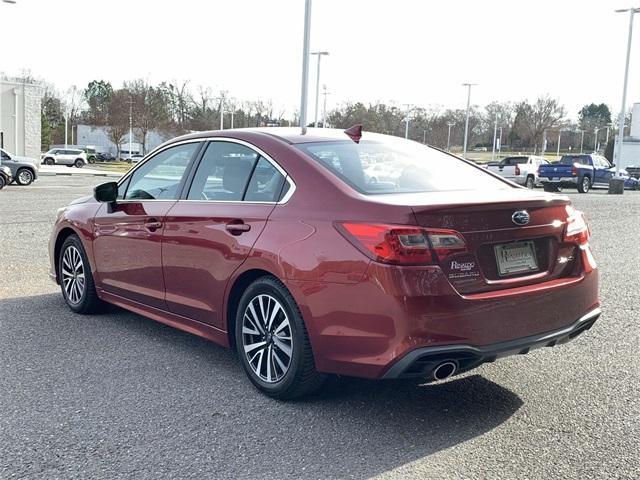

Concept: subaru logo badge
[[512, 210, 530, 226]]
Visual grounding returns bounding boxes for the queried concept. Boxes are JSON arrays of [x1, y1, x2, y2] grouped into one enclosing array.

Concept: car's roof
[[175, 127, 377, 145]]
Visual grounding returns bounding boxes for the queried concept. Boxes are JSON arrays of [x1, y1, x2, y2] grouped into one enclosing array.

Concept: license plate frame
[[494, 241, 539, 276]]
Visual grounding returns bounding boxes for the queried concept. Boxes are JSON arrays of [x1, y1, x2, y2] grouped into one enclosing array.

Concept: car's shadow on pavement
[[1, 294, 523, 480]]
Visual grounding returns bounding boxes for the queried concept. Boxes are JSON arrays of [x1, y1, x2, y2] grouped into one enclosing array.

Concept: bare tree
[[107, 90, 132, 159], [513, 96, 566, 152]]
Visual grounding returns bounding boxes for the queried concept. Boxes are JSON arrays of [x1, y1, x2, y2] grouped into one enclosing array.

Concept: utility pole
[[579, 129, 585, 154], [498, 126, 503, 153], [310, 51, 329, 127], [299, 0, 312, 130], [462, 83, 477, 159], [614, 7, 640, 176], [230, 109, 235, 129], [64, 111, 68, 149], [447, 122, 454, 151]]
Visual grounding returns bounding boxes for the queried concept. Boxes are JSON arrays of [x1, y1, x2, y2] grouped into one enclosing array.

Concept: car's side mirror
[[94, 181, 118, 204], [610, 163, 615, 168]]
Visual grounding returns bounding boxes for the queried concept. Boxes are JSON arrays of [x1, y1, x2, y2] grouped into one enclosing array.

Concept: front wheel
[[0, 176, 5, 189], [235, 276, 326, 399], [16, 168, 34, 186], [577, 176, 591, 193], [58, 235, 104, 314]]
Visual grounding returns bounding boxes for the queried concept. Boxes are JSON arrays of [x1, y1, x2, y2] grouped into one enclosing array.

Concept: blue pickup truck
[[538, 154, 639, 193]]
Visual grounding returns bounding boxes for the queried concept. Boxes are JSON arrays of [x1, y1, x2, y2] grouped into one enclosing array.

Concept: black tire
[[0, 176, 5, 190], [525, 176, 535, 189], [58, 235, 105, 314], [43, 157, 55, 165], [16, 168, 35, 186], [577, 176, 591, 193], [543, 184, 561, 192], [235, 276, 326, 399], [74, 159, 84, 168], [88, 156, 96, 164]]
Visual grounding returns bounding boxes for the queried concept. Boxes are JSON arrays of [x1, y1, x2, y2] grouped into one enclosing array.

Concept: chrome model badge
[[512, 210, 530, 226]]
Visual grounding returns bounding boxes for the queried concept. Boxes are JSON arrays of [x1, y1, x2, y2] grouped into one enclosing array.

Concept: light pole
[[403, 104, 412, 139], [128, 98, 133, 160], [594, 127, 607, 152], [321, 84, 329, 127], [491, 114, 499, 161], [605, 123, 611, 145], [614, 7, 640, 176], [310, 51, 329, 127], [557, 129, 564, 157], [498, 126, 503, 153], [447, 122, 454, 151], [299, 0, 312, 130], [462, 83, 477, 159]]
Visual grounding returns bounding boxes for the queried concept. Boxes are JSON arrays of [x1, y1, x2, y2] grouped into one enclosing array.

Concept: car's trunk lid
[[375, 189, 575, 294]]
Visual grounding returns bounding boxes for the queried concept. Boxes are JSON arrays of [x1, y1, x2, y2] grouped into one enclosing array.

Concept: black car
[[0, 165, 13, 189]]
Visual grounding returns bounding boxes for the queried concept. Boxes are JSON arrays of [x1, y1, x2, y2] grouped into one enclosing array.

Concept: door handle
[[225, 221, 251, 235], [144, 219, 163, 231]]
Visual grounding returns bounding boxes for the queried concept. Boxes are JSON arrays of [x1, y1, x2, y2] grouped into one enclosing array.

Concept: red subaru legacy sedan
[[49, 127, 600, 399]]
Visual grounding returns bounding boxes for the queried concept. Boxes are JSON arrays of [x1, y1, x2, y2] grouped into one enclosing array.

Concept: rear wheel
[[235, 276, 326, 399], [0, 176, 5, 189], [58, 235, 104, 314], [16, 168, 34, 186], [543, 184, 561, 192], [74, 159, 84, 168], [577, 176, 591, 193], [43, 157, 55, 165], [525, 175, 535, 189]]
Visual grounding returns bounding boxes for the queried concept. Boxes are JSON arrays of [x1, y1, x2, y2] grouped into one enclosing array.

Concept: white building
[[613, 102, 640, 169], [76, 124, 172, 156], [0, 79, 42, 159]]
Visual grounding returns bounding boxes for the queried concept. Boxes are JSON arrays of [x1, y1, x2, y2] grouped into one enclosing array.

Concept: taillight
[[564, 206, 589, 245], [571, 164, 579, 176], [515, 164, 521, 176], [336, 222, 467, 265]]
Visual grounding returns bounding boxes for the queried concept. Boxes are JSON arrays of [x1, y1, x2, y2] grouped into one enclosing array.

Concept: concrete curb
[[38, 171, 122, 178]]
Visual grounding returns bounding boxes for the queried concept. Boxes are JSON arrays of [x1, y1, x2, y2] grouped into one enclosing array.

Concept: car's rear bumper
[[289, 260, 599, 380], [381, 306, 601, 379], [540, 176, 578, 186]]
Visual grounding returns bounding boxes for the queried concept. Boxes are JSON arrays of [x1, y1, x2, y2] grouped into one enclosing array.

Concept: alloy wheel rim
[[242, 294, 293, 383], [19, 171, 32, 183], [62, 246, 85, 305], [583, 178, 589, 191]]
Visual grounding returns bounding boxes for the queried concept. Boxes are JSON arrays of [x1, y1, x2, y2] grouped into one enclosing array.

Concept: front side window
[[124, 142, 199, 200], [297, 137, 508, 194]]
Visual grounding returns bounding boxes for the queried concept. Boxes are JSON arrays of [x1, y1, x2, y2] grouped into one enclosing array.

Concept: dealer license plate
[[494, 241, 539, 276]]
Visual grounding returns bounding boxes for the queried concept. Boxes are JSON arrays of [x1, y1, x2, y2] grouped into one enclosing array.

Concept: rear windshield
[[559, 155, 590, 165], [296, 139, 508, 194]]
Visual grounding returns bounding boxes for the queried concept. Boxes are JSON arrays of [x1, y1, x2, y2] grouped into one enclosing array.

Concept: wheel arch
[[225, 268, 276, 349], [53, 227, 82, 283]]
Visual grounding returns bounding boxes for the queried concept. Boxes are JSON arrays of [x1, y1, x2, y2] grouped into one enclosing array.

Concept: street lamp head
[[311, 51, 330, 56], [2, 1, 17, 4]]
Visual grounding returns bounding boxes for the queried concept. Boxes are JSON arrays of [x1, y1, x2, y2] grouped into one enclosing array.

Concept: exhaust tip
[[432, 361, 457, 381]]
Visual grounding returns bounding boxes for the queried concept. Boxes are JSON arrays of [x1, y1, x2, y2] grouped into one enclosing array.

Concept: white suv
[[41, 148, 87, 168]]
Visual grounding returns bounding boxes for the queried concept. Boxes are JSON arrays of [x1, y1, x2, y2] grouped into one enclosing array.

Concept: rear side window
[[245, 157, 287, 202], [297, 139, 508, 194], [187, 142, 259, 201], [503, 157, 528, 165]]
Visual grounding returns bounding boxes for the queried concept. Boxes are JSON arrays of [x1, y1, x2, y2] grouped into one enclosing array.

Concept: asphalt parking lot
[[0, 176, 638, 480]]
